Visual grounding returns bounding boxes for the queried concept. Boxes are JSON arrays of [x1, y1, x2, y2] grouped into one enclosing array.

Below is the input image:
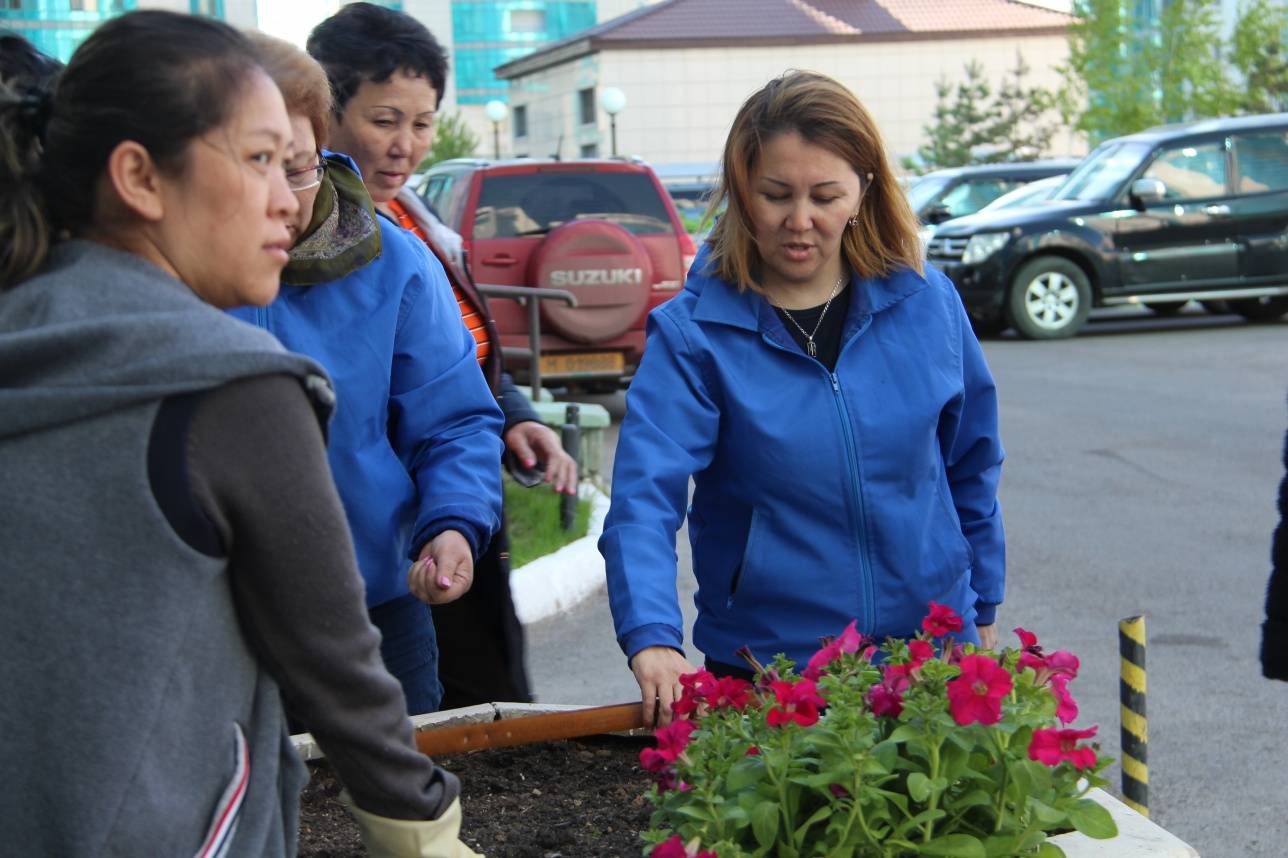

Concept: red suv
[[416, 157, 696, 390]]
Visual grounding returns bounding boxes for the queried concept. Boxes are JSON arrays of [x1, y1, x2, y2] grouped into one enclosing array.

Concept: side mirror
[[1130, 178, 1166, 208], [924, 204, 952, 225]]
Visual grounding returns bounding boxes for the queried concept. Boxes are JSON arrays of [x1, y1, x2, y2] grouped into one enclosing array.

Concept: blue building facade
[[1, 0, 137, 63], [452, 0, 595, 104]]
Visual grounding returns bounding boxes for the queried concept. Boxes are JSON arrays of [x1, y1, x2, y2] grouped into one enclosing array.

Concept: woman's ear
[[103, 140, 166, 223]]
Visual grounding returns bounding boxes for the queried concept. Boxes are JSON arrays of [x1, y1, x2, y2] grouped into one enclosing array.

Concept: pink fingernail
[[437, 575, 452, 588]]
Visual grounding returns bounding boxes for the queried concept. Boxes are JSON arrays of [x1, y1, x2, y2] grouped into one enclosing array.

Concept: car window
[[1142, 141, 1227, 201], [423, 174, 454, 215], [473, 172, 674, 238], [907, 175, 953, 213], [1054, 142, 1152, 201], [1234, 131, 1288, 194], [939, 178, 1023, 218]]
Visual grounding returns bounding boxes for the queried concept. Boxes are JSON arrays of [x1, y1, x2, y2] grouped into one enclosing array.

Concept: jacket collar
[[688, 245, 933, 331]]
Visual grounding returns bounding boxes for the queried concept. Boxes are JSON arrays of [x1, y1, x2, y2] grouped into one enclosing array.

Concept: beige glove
[[341, 795, 484, 858]]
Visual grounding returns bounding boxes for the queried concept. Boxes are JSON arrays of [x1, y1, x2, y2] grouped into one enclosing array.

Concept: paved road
[[528, 307, 1288, 857]]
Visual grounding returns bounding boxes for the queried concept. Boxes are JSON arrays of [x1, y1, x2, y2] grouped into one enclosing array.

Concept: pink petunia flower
[[745, 745, 761, 756], [802, 640, 842, 681], [867, 680, 904, 717], [1050, 674, 1079, 724], [922, 602, 964, 638], [1029, 726, 1099, 770], [907, 639, 935, 666], [709, 676, 753, 710], [654, 718, 698, 759], [766, 679, 826, 727], [946, 654, 1013, 725], [650, 834, 717, 858], [1014, 627, 1039, 649]]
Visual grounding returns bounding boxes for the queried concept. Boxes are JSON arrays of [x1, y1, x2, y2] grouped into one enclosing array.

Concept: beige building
[[496, 0, 1080, 168]]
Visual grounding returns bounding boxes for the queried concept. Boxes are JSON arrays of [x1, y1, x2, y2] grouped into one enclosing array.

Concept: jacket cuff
[[620, 623, 685, 664], [499, 374, 541, 433], [411, 518, 487, 563], [973, 601, 999, 627]]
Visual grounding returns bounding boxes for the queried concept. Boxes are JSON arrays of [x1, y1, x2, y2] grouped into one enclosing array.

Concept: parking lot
[[529, 306, 1288, 858]]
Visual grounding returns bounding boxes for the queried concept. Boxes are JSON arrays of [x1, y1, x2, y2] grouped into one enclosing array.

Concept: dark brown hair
[[706, 70, 923, 292], [0, 11, 261, 290]]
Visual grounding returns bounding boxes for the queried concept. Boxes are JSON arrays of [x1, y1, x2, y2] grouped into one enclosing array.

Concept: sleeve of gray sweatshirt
[[184, 373, 459, 821]]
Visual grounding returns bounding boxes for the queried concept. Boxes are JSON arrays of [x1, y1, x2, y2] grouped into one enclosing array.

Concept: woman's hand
[[504, 420, 579, 495], [629, 646, 699, 728], [407, 530, 474, 605], [976, 623, 998, 650]]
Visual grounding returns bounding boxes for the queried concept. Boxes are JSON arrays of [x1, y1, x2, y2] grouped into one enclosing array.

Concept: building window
[[580, 142, 599, 158], [69, 0, 99, 10], [2, 0, 24, 9], [189, 0, 224, 17], [578, 87, 596, 126], [512, 105, 528, 139], [508, 9, 546, 34]]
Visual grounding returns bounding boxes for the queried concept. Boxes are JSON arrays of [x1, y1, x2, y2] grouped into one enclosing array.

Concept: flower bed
[[636, 606, 1199, 858]]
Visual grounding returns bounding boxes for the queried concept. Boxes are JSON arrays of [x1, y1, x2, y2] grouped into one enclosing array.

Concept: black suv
[[908, 159, 1081, 225], [929, 113, 1288, 338]]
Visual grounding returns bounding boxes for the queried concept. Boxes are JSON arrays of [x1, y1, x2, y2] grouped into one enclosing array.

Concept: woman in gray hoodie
[[0, 14, 478, 858]]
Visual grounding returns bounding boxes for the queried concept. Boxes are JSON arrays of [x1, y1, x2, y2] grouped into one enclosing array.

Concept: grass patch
[[504, 475, 591, 568]]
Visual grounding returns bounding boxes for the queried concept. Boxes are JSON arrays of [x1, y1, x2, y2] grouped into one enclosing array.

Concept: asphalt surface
[[527, 306, 1288, 858]]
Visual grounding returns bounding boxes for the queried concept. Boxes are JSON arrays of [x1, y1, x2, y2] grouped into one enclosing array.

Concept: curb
[[509, 483, 611, 625]]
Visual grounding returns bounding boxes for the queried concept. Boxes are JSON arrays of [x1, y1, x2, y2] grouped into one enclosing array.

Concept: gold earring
[[849, 214, 860, 227]]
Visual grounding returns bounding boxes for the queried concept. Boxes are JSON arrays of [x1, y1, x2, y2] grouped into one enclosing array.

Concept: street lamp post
[[484, 99, 508, 160], [598, 87, 626, 157]]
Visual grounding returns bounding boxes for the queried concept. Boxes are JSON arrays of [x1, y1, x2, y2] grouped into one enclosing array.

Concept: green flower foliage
[[641, 624, 1117, 857]]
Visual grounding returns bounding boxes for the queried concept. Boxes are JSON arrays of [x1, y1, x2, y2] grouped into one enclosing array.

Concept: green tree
[[1064, 0, 1163, 141], [418, 112, 480, 170], [1153, 0, 1237, 121], [918, 56, 1060, 170], [987, 52, 1062, 162], [1230, 0, 1288, 113], [917, 61, 999, 169]]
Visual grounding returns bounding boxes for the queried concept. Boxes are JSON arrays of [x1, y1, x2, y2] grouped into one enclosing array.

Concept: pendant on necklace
[[807, 339, 817, 357]]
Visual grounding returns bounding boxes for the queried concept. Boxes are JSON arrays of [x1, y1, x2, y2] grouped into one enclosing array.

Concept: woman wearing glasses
[[600, 71, 1008, 726], [230, 31, 504, 718]]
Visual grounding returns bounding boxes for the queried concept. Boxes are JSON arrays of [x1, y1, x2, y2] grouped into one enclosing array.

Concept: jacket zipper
[[828, 370, 875, 633], [759, 319, 875, 632]]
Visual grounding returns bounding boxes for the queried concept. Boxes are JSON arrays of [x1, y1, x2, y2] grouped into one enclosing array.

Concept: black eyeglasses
[[285, 157, 326, 192]]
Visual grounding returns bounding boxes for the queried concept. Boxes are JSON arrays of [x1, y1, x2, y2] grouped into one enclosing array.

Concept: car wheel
[[1006, 256, 1091, 340], [1230, 295, 1288, 322], [1200, 300, 1231, 315], [1145, 301, 1187, 316]]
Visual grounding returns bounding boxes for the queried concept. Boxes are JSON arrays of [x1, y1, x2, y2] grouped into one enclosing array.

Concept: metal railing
[[475, 283, 577, 394]]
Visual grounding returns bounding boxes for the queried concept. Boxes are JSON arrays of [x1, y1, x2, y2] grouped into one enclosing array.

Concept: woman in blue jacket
[[600, 71, 1006, 726], [230, 32, 503, 716]]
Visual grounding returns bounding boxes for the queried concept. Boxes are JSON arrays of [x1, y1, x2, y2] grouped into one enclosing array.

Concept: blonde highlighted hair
[[244, 30, 332, 151], [705, 70, 923, 292]]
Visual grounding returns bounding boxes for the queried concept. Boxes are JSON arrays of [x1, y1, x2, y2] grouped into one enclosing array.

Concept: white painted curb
[[509, 484, 611, 625]]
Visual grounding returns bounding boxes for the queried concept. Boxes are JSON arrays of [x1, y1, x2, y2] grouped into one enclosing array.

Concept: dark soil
[[298, 736, 655, 857]]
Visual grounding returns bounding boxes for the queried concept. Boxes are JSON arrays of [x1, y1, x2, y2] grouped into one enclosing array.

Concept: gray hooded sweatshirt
[[0, 241, 336, 856]]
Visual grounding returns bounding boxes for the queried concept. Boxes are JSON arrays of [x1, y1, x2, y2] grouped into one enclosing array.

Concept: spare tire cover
[[529, 220, 654, 344]]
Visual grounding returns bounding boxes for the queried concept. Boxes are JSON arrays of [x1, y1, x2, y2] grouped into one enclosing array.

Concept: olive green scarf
[[282, 154, 382, 286]]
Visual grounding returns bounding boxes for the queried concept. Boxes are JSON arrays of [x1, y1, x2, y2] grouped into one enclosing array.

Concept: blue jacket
[[599, 252, 1005, 668], [230, 208, 503, 609]]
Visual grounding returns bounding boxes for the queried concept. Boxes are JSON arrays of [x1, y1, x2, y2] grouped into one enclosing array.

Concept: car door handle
[[481, 254, 519, 266], [1202, 204, 1231, 217]]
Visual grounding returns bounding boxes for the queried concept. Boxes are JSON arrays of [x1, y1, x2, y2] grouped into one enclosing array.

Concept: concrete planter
[[292, 703, 1199, 857]]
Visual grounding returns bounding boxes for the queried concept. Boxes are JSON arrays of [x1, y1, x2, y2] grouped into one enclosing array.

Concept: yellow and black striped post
[[1119, 614, 1148, 817]]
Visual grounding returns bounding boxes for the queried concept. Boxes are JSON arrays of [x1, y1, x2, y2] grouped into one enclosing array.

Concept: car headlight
[[961, 232, 1010, 265]]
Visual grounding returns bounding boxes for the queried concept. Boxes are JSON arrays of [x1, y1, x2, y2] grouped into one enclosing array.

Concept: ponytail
[[0, 37, 60, 291]]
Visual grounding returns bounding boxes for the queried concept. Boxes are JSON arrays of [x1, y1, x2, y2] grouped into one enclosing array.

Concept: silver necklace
[[778, 276, 845, 358]]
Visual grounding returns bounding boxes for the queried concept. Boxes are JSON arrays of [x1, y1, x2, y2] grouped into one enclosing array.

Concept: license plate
[[539, 351, 625, 378]]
